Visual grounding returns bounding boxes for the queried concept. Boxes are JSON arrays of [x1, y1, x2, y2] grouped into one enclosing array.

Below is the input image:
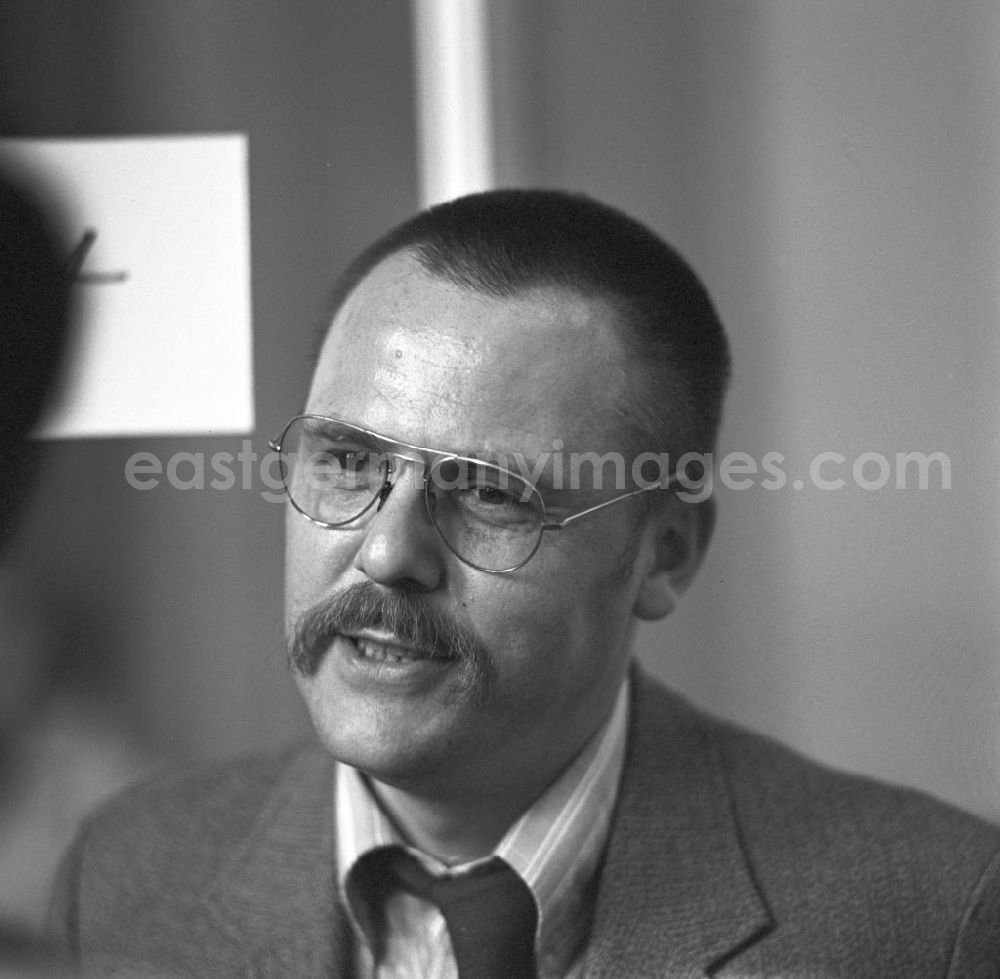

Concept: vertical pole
[[411, 0, 495, 206]]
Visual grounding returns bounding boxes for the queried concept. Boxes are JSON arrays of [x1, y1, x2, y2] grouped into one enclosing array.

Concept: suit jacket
[[51, 668, 1000, 977]]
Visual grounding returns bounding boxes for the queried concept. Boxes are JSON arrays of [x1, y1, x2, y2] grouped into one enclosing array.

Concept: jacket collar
[[584, 667, 774, 976], [197, 668, 771, 976], [200, 744, 352, 975]]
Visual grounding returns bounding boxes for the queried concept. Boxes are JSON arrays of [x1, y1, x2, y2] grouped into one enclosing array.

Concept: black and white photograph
[[1, 2, 998, 976]]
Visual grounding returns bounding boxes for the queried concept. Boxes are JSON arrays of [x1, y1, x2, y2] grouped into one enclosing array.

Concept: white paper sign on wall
[[0, 133, 254, 439]]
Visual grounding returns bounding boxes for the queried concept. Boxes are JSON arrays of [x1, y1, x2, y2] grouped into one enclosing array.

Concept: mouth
[[345, 633, 455, 665]]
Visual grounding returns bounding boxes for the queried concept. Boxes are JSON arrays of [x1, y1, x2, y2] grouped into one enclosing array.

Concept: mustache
[[288, 582, 494, 699]]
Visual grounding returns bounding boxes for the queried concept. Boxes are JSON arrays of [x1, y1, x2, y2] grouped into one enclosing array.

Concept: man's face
[[285, 250, 666, 804]]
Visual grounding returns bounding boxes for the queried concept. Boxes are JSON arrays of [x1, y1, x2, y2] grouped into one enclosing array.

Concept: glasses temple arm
[[541, 477, 683, 532]]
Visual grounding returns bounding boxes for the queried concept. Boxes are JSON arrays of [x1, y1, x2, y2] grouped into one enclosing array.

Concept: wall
[[3, 1, 998, 823], [1, 0, 419, 761], [492, 0, 1000, 818]]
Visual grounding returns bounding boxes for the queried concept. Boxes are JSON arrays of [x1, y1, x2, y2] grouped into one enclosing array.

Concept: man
[[52, 190, 1000, 976]]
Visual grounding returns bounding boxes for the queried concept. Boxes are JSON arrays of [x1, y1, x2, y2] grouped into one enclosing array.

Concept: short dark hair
[[325, 189, 730, 455]]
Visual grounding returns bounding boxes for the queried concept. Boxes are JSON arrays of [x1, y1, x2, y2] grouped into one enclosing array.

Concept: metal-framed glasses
[[269, 414, 670, 574]]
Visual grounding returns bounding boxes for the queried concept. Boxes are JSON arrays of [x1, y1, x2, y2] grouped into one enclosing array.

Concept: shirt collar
[[336, 675, 630, 973]]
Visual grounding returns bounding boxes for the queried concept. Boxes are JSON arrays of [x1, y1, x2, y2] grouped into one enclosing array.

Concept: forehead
[[308, 251, 633, 456]]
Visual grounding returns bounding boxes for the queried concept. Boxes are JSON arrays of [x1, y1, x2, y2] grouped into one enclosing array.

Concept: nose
[[353, 461, 445, 591]]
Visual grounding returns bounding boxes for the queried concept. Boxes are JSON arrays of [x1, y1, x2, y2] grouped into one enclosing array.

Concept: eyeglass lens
[[279, 417, 545, 572]]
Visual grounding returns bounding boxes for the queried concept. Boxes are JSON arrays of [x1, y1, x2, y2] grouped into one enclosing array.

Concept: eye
[[304, 444, 382, 489], [472, 485, 523, 509], [327, 448, 370, 472], [448, 474, 539, 529]]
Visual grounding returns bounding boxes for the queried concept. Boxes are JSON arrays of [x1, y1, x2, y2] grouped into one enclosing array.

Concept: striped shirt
[[338, 676, 630, 979]]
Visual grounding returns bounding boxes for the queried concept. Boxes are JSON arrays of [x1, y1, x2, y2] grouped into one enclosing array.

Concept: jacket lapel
[[585, 670, 774, 977], [191, 671, 770, 976], [201, 745, 353, 976]]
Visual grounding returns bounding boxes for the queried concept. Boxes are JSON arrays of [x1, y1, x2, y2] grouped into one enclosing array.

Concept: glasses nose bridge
[[375, 449, 435, 524]]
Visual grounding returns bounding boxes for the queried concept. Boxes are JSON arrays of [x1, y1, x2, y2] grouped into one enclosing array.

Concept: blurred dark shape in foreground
[[0, 167, 154, 972], [0, 169, 72, 549]]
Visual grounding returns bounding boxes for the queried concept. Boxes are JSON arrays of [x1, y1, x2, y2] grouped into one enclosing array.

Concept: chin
[[297, 681, 451, 783]]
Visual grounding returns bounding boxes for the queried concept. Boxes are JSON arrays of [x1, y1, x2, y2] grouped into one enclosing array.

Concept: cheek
[[501, 543, 640, 664], [283, 515, 353, 625], [471, 570, 613, 673]]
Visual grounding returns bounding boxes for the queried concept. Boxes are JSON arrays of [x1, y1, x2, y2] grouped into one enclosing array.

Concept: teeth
[[355, 638, 423, 663]]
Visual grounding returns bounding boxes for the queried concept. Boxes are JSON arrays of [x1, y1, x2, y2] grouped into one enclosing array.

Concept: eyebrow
[[302, 419, 381, 449], [473, 449, 558, 495], [520, 465, 556, 494], [298, 417, 562, 493]]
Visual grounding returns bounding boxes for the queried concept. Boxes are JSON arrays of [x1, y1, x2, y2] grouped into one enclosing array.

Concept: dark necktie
[[362, 846, 538, 979]]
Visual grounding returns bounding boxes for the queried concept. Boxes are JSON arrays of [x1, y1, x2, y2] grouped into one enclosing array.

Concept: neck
[[368, 774, 542, 863], [362, 678, 629, 863]]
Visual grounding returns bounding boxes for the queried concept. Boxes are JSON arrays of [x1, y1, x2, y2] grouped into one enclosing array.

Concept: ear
[[632, 497, 715, 622]]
